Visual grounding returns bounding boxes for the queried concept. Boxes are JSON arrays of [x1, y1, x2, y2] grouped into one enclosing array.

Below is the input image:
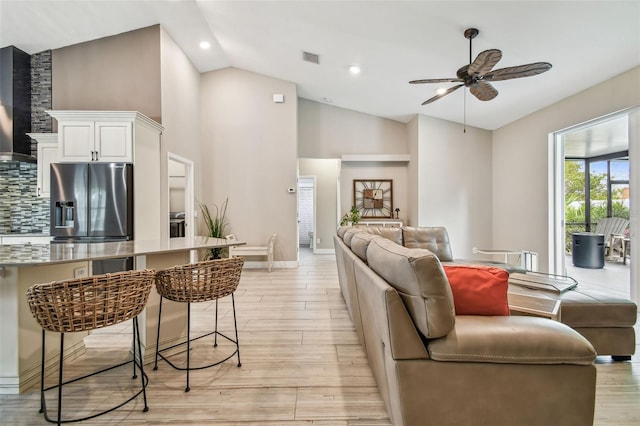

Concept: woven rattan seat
[[26, 269, 156, 425], [154, 257, 244, 392]]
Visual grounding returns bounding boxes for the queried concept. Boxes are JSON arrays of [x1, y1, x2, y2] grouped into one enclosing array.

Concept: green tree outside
[[564, 160, 629, 252]]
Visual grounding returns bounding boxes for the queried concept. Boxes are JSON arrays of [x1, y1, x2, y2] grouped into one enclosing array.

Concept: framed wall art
[[353, 179, 393, 218]]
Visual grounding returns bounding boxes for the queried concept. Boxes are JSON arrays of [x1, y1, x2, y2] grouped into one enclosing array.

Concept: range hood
[[0, 45, 35, 163]]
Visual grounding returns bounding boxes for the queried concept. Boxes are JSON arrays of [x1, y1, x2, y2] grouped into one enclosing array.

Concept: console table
[[358, 220, 403, 227], [507, 290, 561, 321]]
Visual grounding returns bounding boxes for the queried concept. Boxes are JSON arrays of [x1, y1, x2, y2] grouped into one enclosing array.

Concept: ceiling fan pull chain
[[463, 89, 467, 133]]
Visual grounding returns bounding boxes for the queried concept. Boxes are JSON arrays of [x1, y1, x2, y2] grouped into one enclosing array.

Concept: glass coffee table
[[507, 288, 561, 321]]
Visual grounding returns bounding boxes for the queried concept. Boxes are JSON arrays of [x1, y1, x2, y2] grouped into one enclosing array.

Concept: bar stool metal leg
[[186, 302, 191, 392], [39, 330, 45, 415], [154, 296, 164, 371], [214, 298, 219, 348], [56, 333, 64, 425], [232, 294, 241, 367], [134, 317, 150, 412]]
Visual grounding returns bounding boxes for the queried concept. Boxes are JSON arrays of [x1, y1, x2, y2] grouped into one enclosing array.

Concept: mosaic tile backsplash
[[0, 162, 50, 234]]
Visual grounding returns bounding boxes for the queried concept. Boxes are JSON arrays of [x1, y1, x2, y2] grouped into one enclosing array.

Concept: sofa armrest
[[428, 316, 595, 365]]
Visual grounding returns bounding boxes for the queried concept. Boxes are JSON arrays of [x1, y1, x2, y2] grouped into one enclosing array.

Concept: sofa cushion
[[428, 316, 596, 365], [337, 226, 351, 239], [559, 289, 637, 328], [342, 227, 362, 247], [443, 265, 510, 316], [351, 232, 379, 262], [367, 237, 455, 339], [353, 225, 403, 245], [402, 226, 454, 261]]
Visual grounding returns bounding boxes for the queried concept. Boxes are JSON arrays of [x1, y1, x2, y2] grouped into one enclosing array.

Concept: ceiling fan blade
[[409, 78, 462, 84], [468, 49, 502, 75], [470, 81, 498, 101], [485, 62, 552, 81], [421, 84, 464, 105]]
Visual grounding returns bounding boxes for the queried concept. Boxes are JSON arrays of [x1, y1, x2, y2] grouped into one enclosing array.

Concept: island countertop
[[0, 236, 243, 267]]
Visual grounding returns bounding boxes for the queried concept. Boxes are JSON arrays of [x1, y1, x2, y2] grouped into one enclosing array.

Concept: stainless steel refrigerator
[[50, 162, 134, 273]]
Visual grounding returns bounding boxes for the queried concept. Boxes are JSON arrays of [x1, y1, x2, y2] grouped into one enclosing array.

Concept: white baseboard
[[242, 260, 298, 270], [0, 339, 86, 395], [314, 248, 335, 255]]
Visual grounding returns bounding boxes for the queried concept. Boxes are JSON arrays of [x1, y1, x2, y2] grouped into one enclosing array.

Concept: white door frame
[[298, 175, 316, 253], [167, 152, 195, 240], [549, 108, 638, 303]]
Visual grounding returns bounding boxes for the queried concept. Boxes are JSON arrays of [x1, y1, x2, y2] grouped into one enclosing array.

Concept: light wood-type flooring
[[1, 248, 638, 425]]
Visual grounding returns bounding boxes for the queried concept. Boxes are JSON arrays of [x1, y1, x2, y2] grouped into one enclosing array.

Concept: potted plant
[[340, 206, 361, 226], [199, 198, 229, 259]]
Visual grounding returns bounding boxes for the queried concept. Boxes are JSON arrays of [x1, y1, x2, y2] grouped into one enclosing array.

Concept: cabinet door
[[36, 142, 59, 197], [59, 121, 95, 162], [94, 122, 132, 162]]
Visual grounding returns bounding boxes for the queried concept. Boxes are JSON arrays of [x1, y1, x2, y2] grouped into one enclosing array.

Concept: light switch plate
[[74, 266, 88, 278]]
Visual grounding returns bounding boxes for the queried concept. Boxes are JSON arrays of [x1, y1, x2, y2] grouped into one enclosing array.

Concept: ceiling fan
[[409, 28, 552, 105]]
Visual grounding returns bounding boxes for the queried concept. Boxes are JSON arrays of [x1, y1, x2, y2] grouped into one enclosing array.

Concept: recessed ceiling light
[[349, 65, 361, 75], [437, 87, 447, 95], [199, 41, 211, 50]]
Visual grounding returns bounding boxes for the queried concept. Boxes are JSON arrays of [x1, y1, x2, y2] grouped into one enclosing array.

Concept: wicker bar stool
[[154, 257, 244, 392], [26, 269, 156, 425]]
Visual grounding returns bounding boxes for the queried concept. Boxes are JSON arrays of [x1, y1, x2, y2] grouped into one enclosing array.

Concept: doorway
[[167, 153, 195, 240], [298, 176, 315, 251], [550, 110, 634, 298]]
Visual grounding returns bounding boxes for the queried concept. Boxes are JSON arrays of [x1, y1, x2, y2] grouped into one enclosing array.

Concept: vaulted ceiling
[[1, 1, 639, 130]]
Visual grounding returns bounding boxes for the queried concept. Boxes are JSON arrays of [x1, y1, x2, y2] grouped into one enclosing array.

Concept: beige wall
[[200, 67, 298, 263], [51, 26, 165, 242], [299, 99, 410, 222], [417, 115, 493, 259], [406, 116, 419, 227], [298, 158, 340, 251], [298, 99, 407, 158], [160, 27, 202, 239], [52, 26, 161, 123], [340, 162, 409, 224], [492, 67, 640, 272]]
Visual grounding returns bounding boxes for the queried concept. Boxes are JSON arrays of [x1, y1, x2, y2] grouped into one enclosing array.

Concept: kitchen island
[[0, 236, 244, 394]]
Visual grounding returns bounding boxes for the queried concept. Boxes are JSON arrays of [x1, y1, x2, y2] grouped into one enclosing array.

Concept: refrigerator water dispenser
[[55, 201, 75, 228]]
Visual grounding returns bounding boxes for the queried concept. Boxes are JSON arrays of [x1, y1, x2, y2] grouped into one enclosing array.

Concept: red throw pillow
[[443, 265, 510, 316]]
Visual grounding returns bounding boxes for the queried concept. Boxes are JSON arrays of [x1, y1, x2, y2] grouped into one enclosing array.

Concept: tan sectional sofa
[[342, 224, 637, 359], [335, 226, 597, 426]]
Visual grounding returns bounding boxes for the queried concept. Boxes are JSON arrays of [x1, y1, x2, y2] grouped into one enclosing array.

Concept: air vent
[[302, 51, 319, 64]]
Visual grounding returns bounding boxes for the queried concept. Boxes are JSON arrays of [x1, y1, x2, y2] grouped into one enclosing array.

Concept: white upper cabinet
[[47, 111, 151, 163], [95, 121, 132, 162], [57, 121, 95, 161], [46, 111, 165, 242], [28, 133, 59, 198]]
